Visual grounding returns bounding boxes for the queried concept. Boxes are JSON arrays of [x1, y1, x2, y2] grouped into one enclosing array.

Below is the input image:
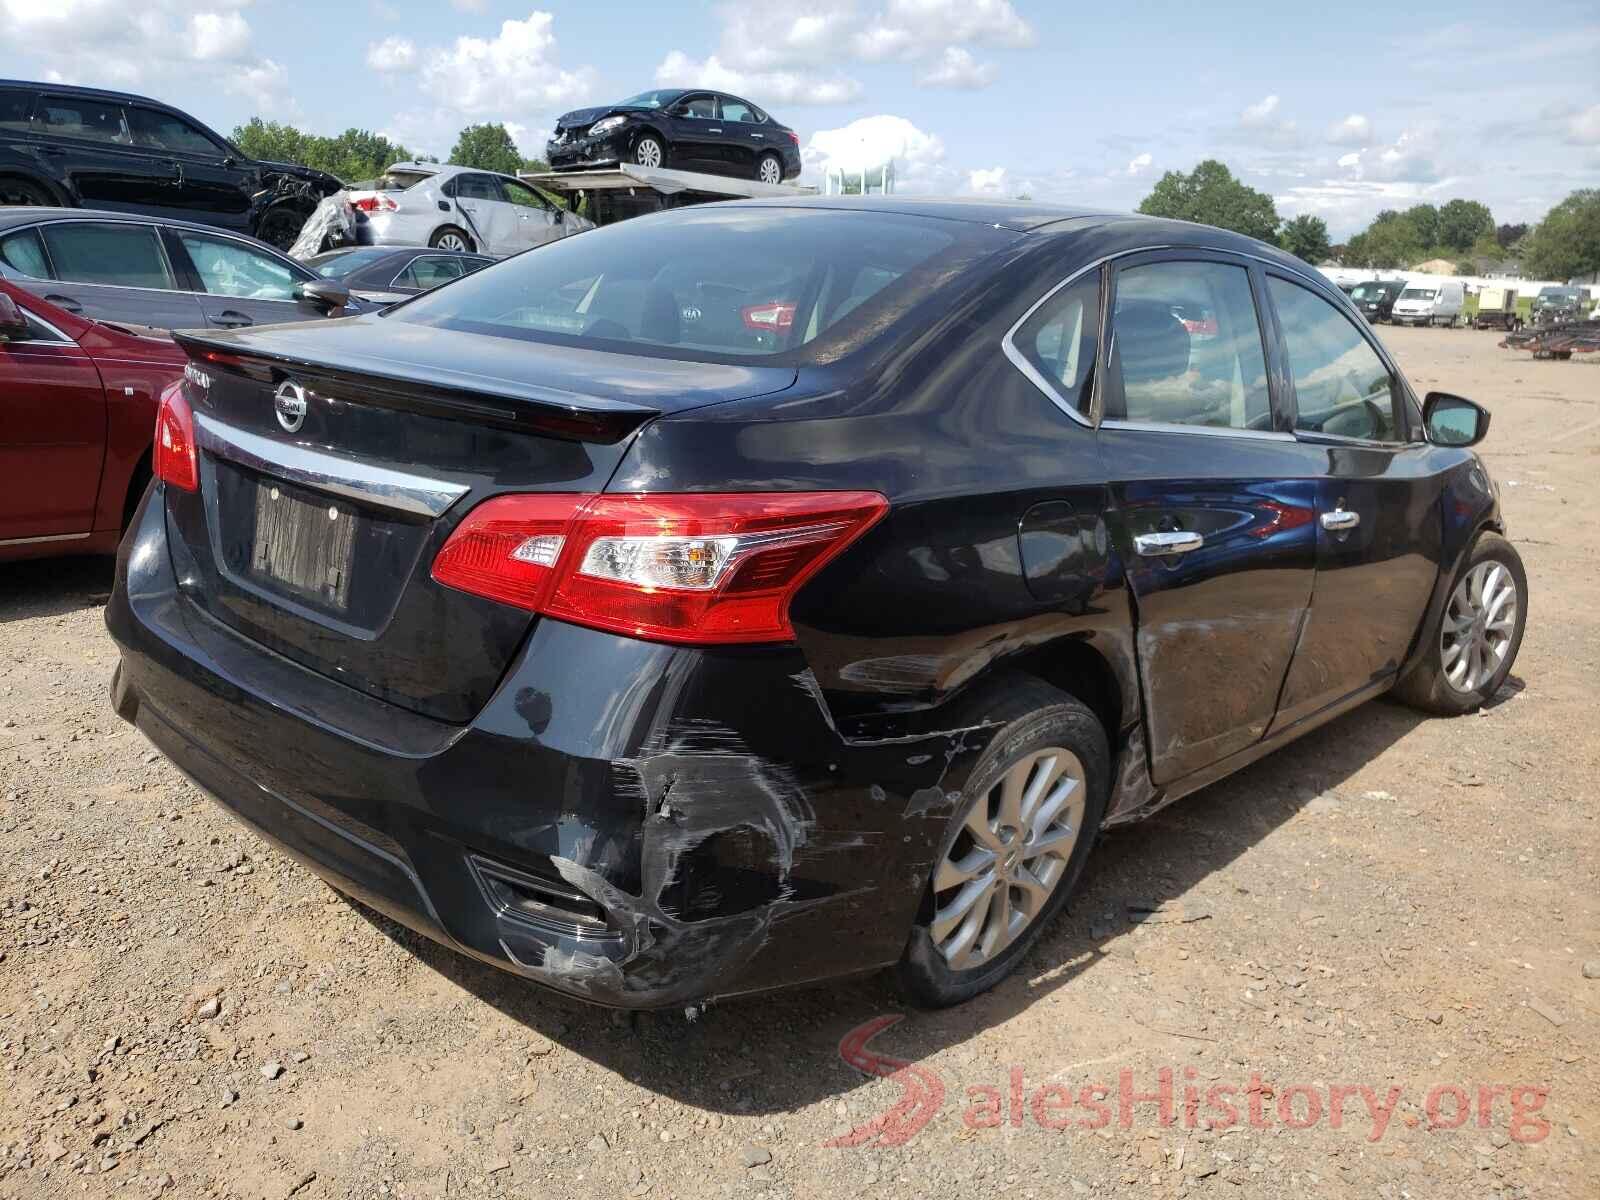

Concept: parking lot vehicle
[[1474, 285, 1521, 331], [548, 89, 802, 184], [1348, 278, 1407, 323], [1391, 280, 1465, 326], [0, 208, 366, 330], [107, 199, 1525, 1010], [341, 163, 592, 256], [0, 80, 340, 250], [0, 280, 183, 560], [304, 246, 495, 305], [1531, 285, 1587, 326]]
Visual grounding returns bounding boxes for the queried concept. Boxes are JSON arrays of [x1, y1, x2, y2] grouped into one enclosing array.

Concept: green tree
[[1495, 222, 1528, 249], [1279, 214, 1331, 263], [1522, 189, 1600, 279], [1402, 203, 1439, 249], [1342, 211, 1424, 269], [1437, 199, 1494, 253], [230, 119, 413, 183], [449, 123, 525, 175], [1137, 160, 1279, 242]]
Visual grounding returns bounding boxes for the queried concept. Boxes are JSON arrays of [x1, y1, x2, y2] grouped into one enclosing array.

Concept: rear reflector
[[432, 492, 888, 644], [154, 381, 199, 493]]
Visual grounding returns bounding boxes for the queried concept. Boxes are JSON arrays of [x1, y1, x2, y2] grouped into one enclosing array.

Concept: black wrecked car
[[547, 89, 802, 184], [107, 198, 1527, 1010], [0, 80, 340, 249]]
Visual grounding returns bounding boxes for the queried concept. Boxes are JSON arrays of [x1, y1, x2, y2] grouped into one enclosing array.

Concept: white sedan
[[346, 162, 593, 257]]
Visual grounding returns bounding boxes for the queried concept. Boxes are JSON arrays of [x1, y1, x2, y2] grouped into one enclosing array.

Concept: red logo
[[822, 1015, 945, 1148]]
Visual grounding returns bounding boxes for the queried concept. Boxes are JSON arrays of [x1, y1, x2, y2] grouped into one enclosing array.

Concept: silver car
[[347, 162, 592, 257]]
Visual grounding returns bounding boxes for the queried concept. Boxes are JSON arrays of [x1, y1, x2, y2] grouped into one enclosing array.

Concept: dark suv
[[0, 81, 340, 250]]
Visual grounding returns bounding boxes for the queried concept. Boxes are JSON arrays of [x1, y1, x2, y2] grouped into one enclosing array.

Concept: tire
[[254, 205, 305, 252], [429, 226, 473, 252], [633, 134, 666, 170], [897, 676, 1109, 1008], [0, 175, 57, 207], [1394, 531, 1527, 715], [755, 153, 783, 186]]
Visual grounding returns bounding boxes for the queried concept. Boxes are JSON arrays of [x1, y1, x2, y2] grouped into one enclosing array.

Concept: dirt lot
[[2, 327, 1596, 1200]]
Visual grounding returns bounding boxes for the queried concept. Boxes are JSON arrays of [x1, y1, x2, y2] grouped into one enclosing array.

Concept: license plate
[[249, 479, 356, 611]]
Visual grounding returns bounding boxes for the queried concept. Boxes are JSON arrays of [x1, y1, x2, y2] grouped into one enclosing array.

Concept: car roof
[[0, 206, 292, 252], [0, 77, 172, 107]]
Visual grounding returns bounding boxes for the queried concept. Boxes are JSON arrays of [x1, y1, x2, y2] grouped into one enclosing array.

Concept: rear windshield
[[311, 248, 393, 278], [369, 171, 433, 192], [388, 207, 1014, 364]]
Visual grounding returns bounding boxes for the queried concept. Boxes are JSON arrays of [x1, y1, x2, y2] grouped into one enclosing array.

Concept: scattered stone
[[290, 1050, 310, 1063], [1363, 790, 1394, 802], [1582, 960, 1600, 980], [740, 1145, 772, 1168], [586, 1133, 610, 1152], [486, 1158, 511, 1173], [284, 1117, 303, 1131], [196, 998, 221, 1021], [1528, 998, 1566, 1027], [1426, 1011, 1444, 1025], [261, 1061, 284, 1080]]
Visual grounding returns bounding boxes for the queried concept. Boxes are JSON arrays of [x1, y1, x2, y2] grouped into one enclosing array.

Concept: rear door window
[[679, 95, 718, 119], [720, 99, 759, 123], [34, 97, 130, 144], [126, 107, 225, 157], [40, 222, 174, 289], [501, 179, 549, 209], [1106, 259, 1272, 430], [397, 256, 466, 289], [454, 173, 505, 202], [0, 228, 50, 278]]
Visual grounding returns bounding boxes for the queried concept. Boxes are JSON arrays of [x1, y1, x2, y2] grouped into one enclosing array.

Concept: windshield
[[1400, 288, 1436, 301], [389, 207, 1012, 364], [1537, 287, 1580, 303], [617, 90, 681, 109], [310, 248, 393, 279]]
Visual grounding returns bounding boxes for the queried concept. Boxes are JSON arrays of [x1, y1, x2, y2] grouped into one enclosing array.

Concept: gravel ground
[[1, 327, 1596, 1199]]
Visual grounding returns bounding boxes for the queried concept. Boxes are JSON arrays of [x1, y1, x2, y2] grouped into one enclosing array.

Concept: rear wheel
[[1395, 531, 1526, 715], [0, 175, 56, 207], [634, 135, 665, 170], [254, 206, 305, 252], [897, 677, 1108, 1008], [429, 226, 473, 252], [756, 153, 783, 185]]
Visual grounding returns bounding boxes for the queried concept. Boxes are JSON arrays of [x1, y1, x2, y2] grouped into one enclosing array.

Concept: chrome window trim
[[1100, 419, 1296, 442], [388, 254, 462, 288], [9, 219, 310, 297], [9, 309, 74, 345], [193, 413, 468, 519]]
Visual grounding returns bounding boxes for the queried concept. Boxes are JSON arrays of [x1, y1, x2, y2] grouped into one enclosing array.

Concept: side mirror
[[294, 280, 351, 312], [1423, 392, 1490, 447], [0, 293, 30, 342]]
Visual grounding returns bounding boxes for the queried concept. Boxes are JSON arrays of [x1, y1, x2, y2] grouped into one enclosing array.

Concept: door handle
[[1135, 530, 1204, 556], [214, 310, 253, 328], [43, 293, 83, 314], [707, 128, 722, 133], [1320, 509, 1361, 532], [750, 133, 764, 138]]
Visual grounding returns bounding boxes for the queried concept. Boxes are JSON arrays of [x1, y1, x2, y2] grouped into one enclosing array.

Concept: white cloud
[[1237, 93, 1300, 147], [1336, 151, 1361, 169], [966, 165, 1008, 194], [1328, 113, 1371, 146], [365, 35, 417, 73], [804, 114, 948, 188], [1242, 94, 1282, 126], [1126, 152, 1153, 176], [918, 47, 996, 89], [449, 0, 485, 10], [654, 51, 862, 107], [853, 0, 1035, 61], [417, 12, 595, 116], [1568, 103, 1600, 145], [1338, 127, 1441, 184], [0, 1, 293, 114]]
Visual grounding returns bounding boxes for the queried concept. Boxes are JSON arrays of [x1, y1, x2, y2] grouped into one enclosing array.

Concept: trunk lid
[[166, 316, 796, 723]]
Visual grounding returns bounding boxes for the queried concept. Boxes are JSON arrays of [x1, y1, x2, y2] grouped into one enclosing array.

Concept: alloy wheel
[[436, 232, 469, 252], [1440, 560, 1518, 694], [931, 747, 1086, 970], [636, 138, 663, 169], [758, 156, 782, 185]]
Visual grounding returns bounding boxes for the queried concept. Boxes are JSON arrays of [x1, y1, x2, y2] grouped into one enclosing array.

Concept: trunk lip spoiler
[[173, 331, 664, 445], [193, 412, 469, 519]]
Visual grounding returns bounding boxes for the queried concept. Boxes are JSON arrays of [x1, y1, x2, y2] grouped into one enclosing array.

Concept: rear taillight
[[741, 301, 796, 332], [154, 381, 198, 493], [431, 492, 888, 644], [786, 131, 800, 145], [350, 195, 399, 213]]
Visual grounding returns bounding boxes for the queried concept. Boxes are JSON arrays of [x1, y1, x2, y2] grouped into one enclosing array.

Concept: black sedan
[[0, 207, 361, 330], [304, 246, 495, 305], [547, 89, 802, 184], [107, 199, 1526, 1010]]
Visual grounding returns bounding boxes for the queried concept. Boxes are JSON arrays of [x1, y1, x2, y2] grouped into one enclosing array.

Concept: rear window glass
[[389, 207, 1011, 364], [0, 228, 49, 278], [373, 171, 433, 191], [35, 97, 128, 143], [312, 248, 394, 278], [0, 88, 34, 131]]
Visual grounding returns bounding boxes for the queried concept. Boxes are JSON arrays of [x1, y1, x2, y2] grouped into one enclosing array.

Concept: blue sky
[[3, 1, 1597, 237]]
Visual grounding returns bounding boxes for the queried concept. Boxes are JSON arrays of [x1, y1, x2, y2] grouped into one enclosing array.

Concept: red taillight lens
[[741, 301, 796, 332], [154, 381, 198, 493], [786, 131, 799, 145], [350, 195, 398, 213], [431, 491, 888, 644]]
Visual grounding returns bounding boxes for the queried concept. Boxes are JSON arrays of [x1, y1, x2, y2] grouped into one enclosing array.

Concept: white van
[[1391, 280, 1466, 327]]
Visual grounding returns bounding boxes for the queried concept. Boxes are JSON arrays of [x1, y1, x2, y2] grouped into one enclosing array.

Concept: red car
[[0, 280, 185, 560]]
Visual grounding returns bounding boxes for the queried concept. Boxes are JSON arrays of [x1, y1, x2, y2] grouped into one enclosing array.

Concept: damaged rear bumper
[[105, 490, 987, 1008]]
